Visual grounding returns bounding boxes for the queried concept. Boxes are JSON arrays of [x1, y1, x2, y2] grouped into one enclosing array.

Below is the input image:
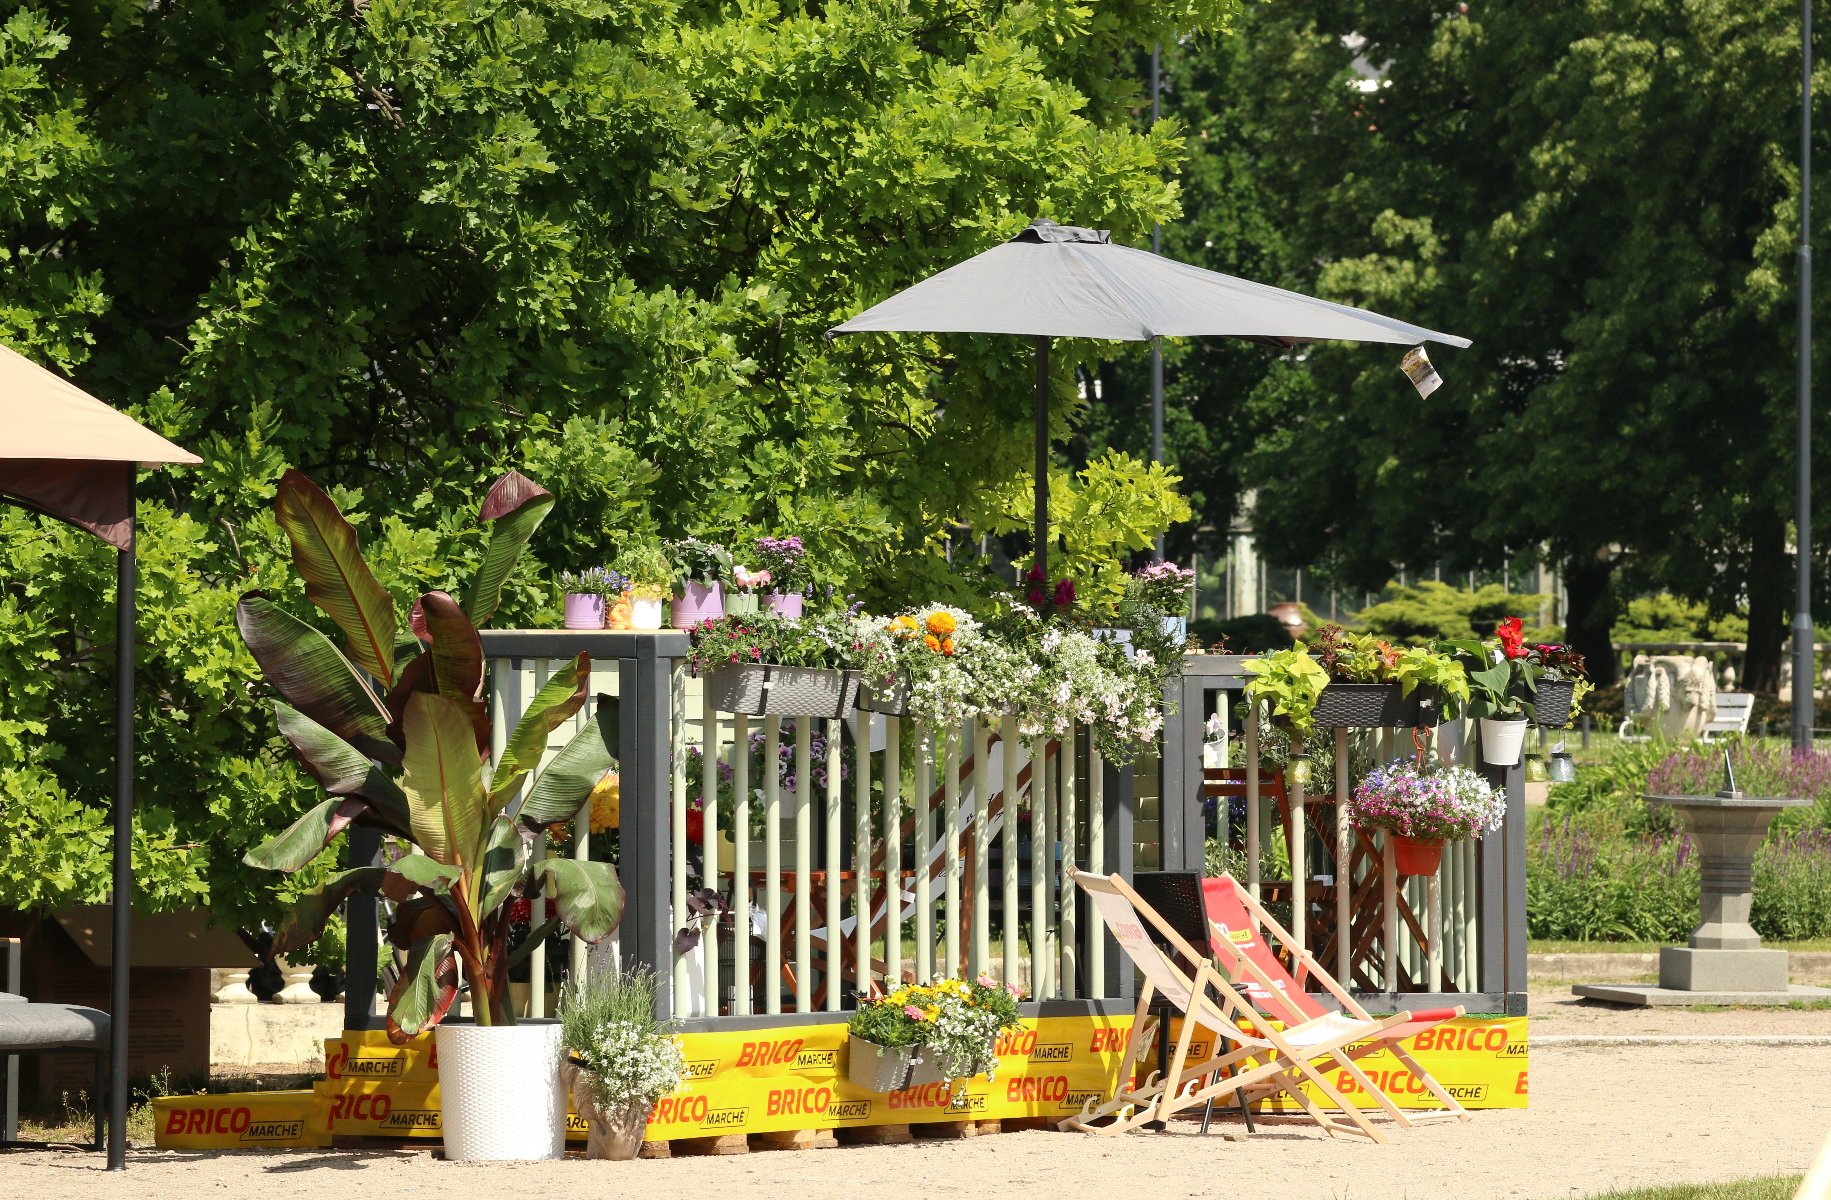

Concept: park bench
[[1700, 691, 1756, 740], [0, 937, 107, 1151]]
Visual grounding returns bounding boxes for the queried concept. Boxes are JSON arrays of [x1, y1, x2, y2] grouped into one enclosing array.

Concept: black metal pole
[[108, 473, 133, 1170], [342, 828, 381, 1031], [1150, 42, 1166, 563], [1796, 0, 1816, 751], [1035, 335, 1050, 584]]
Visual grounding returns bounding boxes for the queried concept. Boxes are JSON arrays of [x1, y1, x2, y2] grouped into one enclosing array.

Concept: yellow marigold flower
[[588, 771, 621, 833], [925, 611, 956, 636], [924, 634, 941, 652], [941, 636, 955, 656]]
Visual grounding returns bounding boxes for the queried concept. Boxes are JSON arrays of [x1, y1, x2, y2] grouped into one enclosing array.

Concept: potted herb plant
[[559, 968, 686, 1161], [665, 537, 732, 629], [1349, 759, 1506, 876], [237, 470, 622, 1162], [1446, 620, 1542, 765], [559, 567, 621, 630], [616, 541, 673, 630], [752, 535, 810, 618], [687, 611, 860, 717]]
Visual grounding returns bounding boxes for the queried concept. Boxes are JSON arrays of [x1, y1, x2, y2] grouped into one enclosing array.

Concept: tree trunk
[[1562, 552, 1619, 687], [1741, 509, 1788, 694]]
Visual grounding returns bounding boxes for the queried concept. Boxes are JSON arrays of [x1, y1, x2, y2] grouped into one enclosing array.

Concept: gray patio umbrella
[[828, 218, 1471, 581]]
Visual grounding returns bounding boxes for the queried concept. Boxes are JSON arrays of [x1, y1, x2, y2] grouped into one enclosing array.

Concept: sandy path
[[1530, 987, 1831, 1037], [8, 1042, 1829, 1200]]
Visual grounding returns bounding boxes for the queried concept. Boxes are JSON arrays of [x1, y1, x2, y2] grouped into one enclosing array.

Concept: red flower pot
[[1391, 834, 1444, 877]]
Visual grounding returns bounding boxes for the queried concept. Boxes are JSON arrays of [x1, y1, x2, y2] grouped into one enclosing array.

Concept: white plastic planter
[[1478, 717, 1529, 767], [630, 595, 664, 630], [435, 1021, 566, 1162]]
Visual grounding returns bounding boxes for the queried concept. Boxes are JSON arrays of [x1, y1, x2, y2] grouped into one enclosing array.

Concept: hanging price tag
[[1400, 345, 1442, 398]]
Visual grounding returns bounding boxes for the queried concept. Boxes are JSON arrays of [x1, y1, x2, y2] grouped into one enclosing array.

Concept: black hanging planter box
[[1527, 678, 1576, 729], [1312, 682, 1431, 729], [857, 681, 910, 716], [704, 664, 859, 718]]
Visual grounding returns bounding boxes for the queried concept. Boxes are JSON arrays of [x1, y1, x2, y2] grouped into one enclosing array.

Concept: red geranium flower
[[1496, 616, 1526, 659]]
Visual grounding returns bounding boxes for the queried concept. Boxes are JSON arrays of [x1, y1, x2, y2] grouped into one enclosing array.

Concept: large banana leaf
[[273, 701, 410, 832], [400, 693, 487, 871], [238, 595, 397, 764], [478, 818, 527, 916], [489, 653, 590, 809], [387, 895, 459, 949], [274, 469, 398, 688], [462, 471, 554, 628], [514, 696, 618, 826], [533, 857, 624, 942], [272, 866, 388, 957], [416, 590, 485, 701], [385, 932, 458, 1042], [243, 797, 343, 873]]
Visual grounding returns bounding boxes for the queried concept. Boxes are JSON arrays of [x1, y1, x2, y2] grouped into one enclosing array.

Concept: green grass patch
[[1531, 938, 1831, 955], [1579, 1175, 1802, 1200]]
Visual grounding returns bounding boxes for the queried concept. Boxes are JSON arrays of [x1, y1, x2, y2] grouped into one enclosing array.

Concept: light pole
[[1150, 42, 1166, 562], [1795, 0, 1816, 750]]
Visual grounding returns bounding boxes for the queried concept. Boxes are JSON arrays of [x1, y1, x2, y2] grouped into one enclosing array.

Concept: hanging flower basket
[[1312, 682, 1423, 729], [705, 663, 858, 718], [1527, 679, 1576, 729], [1390, 834, 1445, 877]]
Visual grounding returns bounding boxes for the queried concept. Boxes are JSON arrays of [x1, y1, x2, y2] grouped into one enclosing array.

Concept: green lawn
[[1580, 1177, 1802, 1200], [1531, 938, 1831, 955]]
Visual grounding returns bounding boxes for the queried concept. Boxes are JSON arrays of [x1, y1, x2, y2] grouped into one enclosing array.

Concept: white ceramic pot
[[630, 595, 664, 630], [435, 1021, 566, 1162], [1479, 717, 1529, 767]]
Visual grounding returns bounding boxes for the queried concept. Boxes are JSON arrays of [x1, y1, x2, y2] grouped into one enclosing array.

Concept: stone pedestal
[[1574, 786, 1831, 1007]]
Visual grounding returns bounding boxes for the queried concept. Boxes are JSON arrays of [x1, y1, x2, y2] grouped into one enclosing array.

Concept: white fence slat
[[670, 665, 690, 1009], [1335, 726, 1350, 985], [1000, 719, 1020, 992], [1031, 739, 1051, 999], [733, 713, 751, 1015], [943, 725, 961, 979], [914, 727, 933, 983], [884, 717, 903, 988], [701, 691, 720, 1017], [854, 719, 871, 1004], [764, 716, 782, 1015], [1059, 732, 1077, 999], [971, 718, 991, 980], [1289, 733, 1306, 956], [824, 717, 843, 1011], [1087, 745, 1104, 999], [794, 719, 812, 1012], [1245, 708, 1261, 903]]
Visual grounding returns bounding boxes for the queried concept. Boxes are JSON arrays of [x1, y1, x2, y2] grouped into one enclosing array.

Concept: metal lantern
[[1287, 753, 1313, 787], [1524, 753, 1549, 783], [1549, 742, 1578, 783]]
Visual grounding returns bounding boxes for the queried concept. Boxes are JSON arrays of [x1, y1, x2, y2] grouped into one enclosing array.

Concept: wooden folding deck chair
[[1060, 867, 1389, 1142], [1200, 872, 1471, 1124]]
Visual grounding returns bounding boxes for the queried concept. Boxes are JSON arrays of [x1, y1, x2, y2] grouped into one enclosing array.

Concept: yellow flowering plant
[[861, 605, 983, 725], [847, 975, 1024, 1103]]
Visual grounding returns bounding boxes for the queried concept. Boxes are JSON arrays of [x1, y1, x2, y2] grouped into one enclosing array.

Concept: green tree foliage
[[0, 0, 1238, 922], [1110, 2, 1827, 688]]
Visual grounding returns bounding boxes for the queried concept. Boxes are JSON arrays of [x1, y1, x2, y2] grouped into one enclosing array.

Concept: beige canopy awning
[[0, 344, 200, 549]]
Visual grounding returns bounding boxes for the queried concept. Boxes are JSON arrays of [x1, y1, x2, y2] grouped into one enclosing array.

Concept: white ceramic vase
[[630, 595, 664, 630]]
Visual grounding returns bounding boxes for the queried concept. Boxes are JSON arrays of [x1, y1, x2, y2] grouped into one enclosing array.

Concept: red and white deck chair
[[1201, 873, 1471, 1124], [1061, 867, 1390, 1142]]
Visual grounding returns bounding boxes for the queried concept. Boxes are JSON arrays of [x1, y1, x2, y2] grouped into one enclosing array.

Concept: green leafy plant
[[1444, 619, 1542, 720], [1241, 645, 1330, 738], [615, 541, 673, 600], [238, 469, 622, 1039], [560, 968, 686, 1112], [664, 538, 733, 589], [1392, 644, 1471, 713]]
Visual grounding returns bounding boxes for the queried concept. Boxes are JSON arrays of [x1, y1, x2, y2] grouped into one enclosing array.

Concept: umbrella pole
[[108, 475, 133, 1171], [1035, 335, 1050, 583]]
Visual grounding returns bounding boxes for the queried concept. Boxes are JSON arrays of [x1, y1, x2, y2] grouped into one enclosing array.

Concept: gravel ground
[[7, 1039, 1829, 1200]]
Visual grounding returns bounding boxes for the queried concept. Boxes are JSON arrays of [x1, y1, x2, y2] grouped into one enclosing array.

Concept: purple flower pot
[[671, 581, 725, 629], [563, 593, 606, 630], [766, 591, 804, 619]]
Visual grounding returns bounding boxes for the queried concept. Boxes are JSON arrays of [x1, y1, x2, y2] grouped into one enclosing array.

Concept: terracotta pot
[[1391, 834, 1444, 877]]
